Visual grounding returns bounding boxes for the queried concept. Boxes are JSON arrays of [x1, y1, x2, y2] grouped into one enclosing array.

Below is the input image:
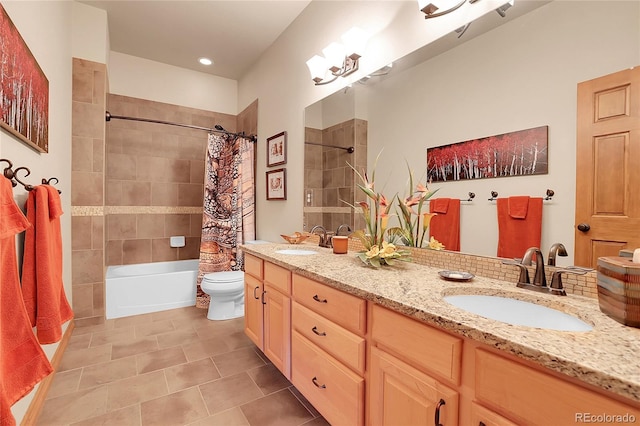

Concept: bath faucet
[[547, 243, 568, 266], [336, 224, 352, 236], [310, 225, 333, 248], [513, 247, 548, 292]]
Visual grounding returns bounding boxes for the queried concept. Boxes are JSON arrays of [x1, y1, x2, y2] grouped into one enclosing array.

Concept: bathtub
[[106, 259, 199, 319]]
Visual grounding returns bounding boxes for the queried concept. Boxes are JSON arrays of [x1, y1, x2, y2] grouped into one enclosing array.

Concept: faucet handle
[[549, 267, 590, 296], [502, 260, 530, 284]]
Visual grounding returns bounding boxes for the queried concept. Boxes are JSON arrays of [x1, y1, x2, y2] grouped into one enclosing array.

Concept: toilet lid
[[202, 271, 244, 283]]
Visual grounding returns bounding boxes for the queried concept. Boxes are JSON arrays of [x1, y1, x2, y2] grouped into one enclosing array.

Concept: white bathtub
[[106, 259, 199, 319]]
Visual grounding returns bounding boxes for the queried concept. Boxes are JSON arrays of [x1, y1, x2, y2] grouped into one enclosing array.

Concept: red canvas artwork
[[427, 125, 548, 182], [0, 4, 49, 153]]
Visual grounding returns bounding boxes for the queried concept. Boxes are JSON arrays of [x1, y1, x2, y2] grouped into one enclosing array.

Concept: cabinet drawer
[[292, 301, 365, 375], [470, 402, 518, 426], [244, 254, 263, 279], [475, 349, 640, 425], [371, 304, 462, 385], [264, 262, 291, 294], [291, 331, 364, 426], [293, 274, 366, 335]]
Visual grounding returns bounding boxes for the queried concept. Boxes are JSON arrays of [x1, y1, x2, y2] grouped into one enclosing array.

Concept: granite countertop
[[240, 242, 640, 404]]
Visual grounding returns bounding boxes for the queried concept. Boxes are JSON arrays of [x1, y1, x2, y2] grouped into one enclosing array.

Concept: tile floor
[[38, 307, 329, 426]]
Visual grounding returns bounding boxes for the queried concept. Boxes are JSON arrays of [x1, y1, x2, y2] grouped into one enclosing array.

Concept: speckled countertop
[[241, 242, 640, 405]]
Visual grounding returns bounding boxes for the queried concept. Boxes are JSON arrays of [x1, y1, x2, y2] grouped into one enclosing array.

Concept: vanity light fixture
[[419, 0, 466, 18], [496, 0, 514, 17], [306, 27, 370, 86]]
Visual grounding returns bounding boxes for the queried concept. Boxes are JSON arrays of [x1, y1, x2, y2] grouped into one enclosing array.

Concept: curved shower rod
[[304, 141, 354, 153], [105, 111, 257, 143]]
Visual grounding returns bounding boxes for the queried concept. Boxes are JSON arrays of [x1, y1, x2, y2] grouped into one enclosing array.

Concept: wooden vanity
[[241, 244, 640, 425]]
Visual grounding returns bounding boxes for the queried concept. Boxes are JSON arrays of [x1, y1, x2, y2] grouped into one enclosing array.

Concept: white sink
[[275, 249, 317, 255], [443, 295, 593, 332]]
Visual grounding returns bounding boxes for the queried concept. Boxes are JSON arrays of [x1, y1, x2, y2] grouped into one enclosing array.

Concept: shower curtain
[[196, 133, 255, 309]]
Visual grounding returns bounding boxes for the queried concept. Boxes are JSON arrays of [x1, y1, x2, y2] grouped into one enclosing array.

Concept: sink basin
[[275, 249, 317, 255], [443, 295, 592, 332]]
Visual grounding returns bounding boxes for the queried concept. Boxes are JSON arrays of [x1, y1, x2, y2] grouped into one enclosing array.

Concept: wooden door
[[575, 66, 640, 267], [244, 274, 263, 348], [263, 284, 291, 379], [369, 347, 459, 426]]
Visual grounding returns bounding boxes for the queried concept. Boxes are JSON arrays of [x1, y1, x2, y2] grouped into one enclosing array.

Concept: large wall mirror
[[303, 0, 639, 264]]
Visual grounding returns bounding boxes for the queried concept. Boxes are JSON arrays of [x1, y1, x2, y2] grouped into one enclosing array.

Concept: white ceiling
[[78, 0, 312, 80]]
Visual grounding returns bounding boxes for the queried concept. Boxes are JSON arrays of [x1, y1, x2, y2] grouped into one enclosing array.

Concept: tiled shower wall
[[303, 119, 367, 232], [71, 58, 107, 324], [71, 58, 258, 323], [104, 94, 237, 266]]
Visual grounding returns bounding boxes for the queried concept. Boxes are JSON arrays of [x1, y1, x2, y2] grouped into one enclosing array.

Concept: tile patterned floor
[[38, 307, 329, 426]]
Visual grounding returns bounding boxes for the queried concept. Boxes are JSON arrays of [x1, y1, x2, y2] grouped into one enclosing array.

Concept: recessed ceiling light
[[199, 57, 213, 66]]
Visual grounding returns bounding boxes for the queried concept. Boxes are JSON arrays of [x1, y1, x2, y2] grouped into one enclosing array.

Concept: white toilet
[[200, 271, 245, 320]]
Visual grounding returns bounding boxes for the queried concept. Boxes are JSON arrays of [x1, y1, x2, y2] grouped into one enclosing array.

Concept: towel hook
[[488, 191, 499, 201], [544, 189, 554, 200], [13, 166, 34, 191], [1, 158, 18, 187], [42, 177, 61, 194]]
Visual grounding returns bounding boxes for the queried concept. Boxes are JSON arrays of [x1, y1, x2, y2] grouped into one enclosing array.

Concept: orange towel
[[497, 196, 543, 259], [21, 185, 73, 344], [429, 198, 460, 251], [1, 177, 53, 426]]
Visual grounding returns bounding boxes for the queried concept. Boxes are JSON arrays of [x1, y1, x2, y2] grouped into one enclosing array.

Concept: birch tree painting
[[427, 126, 548, 182], [0, 4, 49, 153]]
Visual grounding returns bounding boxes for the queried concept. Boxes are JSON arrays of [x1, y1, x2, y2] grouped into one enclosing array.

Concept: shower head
[[214, 124, 225, 131]]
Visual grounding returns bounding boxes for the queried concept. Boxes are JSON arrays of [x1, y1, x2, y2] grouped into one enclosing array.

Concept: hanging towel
[[497, 196, 543, 259], [21, 185, 73, 344], [429, 198, 461, 251], [0, 177, 53, 426]]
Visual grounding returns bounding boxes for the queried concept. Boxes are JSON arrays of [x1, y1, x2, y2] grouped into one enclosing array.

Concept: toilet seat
[[201, 271, 244, 292]]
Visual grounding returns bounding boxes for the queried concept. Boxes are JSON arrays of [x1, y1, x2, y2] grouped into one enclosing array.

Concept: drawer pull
[[434, 399, 445, 426], [313, 294, 328, 303], [312, 376, 326, 389], [261, 290, 267, 305], [311, 326, 326, 336], [253, 286, 260, 300], [479, 422, 486, 426]]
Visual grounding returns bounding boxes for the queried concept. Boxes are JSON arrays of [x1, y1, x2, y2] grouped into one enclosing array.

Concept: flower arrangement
[[344, 155, 445, 268], [389, 162, 443, 249], [345, 153, 412, 267]]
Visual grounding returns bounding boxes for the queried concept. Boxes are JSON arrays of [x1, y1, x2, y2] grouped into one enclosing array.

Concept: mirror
[[304, 0, 639, 261]]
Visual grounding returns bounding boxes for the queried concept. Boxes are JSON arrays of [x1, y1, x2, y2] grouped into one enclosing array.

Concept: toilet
[[200, 271, 245, 320]]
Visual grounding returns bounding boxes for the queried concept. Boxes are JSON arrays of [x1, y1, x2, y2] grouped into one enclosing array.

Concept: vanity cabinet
[[243, 254, 292, 378], [369, 304, 461, 425], [291, 274, 366, 425]]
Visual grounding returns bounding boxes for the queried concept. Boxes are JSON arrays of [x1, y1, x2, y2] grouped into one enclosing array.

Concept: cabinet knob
[[312, 376, 326, 389], [434, 398, 445, 426]]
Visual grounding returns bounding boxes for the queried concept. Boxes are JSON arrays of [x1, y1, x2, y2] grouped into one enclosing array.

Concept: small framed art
[[267, 131, 287, 167], [266, 168, 286, 200]]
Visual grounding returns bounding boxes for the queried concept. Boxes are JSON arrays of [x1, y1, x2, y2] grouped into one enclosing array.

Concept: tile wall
[[303, 119, 367, 233]]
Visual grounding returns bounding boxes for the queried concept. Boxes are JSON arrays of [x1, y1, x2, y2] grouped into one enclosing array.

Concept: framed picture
[[266, 168, 286, 200], [0, 4, 49, 153], [267, 131, 287, 167]]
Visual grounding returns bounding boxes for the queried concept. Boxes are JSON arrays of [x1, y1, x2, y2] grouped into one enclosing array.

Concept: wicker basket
[[596, 256, 640, 328]]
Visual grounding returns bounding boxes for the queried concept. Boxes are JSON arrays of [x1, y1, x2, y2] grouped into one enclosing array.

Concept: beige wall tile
[[72, 249, 104, 284], [177, 183, 204, 206], [105, 180, 122, 206], [73, 101, 105, 139], [73, 216, 92, 250], [136, 156, 167, 182], [190, 160, 205, 184], [106, 153, 137, 180], [72, 62, 95, 103], [107, 214, 137, 240], [121, 181, 151, 206], [178, 237, 200, 260], [72, 283, 94, 319], [151, 182, 178, 206], [165, 214, 190, 237], [92, 216, 104, 249], [106, 240, 123, 265], [122, 239, 152, 264], [137, 214, 165, 238], [72, 172, 104, 206], [151, 238, 177, 262], [167, 158, 191, 183], [73, 136, 93, 172], [190, 214, 203, 237], [92, 138, 104, 172]]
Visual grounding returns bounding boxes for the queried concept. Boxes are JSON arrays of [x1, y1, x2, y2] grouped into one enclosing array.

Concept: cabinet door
[[470, 402, 518, 426], [264, 284, 291, 379], [244, 274, 263, 348], [370, 347, 459, 426]]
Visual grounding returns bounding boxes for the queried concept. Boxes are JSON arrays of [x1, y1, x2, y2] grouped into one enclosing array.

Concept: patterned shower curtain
[[196, 133, 255, 309]]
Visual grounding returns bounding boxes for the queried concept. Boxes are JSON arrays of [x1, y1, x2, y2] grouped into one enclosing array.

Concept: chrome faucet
[[547, 243, 568, 266], [336, 224, 352, 236], [310, 225, 333, 248]]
